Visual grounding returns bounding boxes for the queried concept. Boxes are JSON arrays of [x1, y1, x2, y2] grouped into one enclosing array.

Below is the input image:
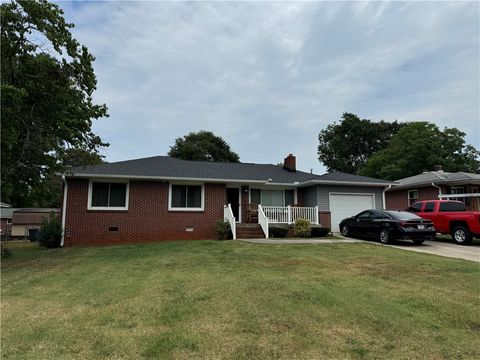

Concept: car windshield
[[383, 211, 422, 220]]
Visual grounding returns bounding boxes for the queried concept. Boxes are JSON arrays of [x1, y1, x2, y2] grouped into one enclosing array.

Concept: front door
[[226, 188, 240, 222]]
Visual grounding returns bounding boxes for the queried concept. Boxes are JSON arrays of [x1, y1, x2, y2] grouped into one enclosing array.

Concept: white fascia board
[[299, 180, 396, 187], [59, 173, 394, 188], [61, 173, 277, 185]]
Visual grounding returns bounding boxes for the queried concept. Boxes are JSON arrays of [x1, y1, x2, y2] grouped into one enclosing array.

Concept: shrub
[[215, 220, 232, 240], [1, 246, 12, 259], [294, 218, 311, 238], [269, 225, 289, 238], [39, 212, 62, 248], [310, 226, 331, 237]]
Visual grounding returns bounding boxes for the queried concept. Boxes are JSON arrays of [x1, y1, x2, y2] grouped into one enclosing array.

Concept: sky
[[58, 0, 479, 174]]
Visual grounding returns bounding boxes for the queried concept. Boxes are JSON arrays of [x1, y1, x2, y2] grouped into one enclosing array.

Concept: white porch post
[[315, 206, 319, 225], [287, 205, 291, 224]]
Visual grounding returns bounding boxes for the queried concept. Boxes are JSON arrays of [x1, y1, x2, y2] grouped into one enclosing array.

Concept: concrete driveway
[[338, 235, 480, 262], [384, 240, 480, 262]]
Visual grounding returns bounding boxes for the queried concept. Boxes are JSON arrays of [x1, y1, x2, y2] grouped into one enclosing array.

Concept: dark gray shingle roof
[[69, 156, 318, 184], [393, 171, 480, 189], [67, 156, 392, 185]]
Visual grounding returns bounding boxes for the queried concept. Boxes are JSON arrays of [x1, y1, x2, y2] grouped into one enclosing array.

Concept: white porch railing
[[224, 204, 236, 240], [262, 205, 319, 225], [258, 204, 269, 238]]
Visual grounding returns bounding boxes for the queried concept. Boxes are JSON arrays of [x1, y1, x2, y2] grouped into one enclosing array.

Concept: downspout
[[60, 175, 68, 247], [382, 185, 392, 209], [431, 182, 442, 198]]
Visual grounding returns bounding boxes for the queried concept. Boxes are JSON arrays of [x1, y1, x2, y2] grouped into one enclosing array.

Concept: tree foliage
[[318, 113, 404, 174], [1, 0, 108, 206], [359, 122, 480, 180], [62, 147, 104, 168], [168, 131, 240, 162]]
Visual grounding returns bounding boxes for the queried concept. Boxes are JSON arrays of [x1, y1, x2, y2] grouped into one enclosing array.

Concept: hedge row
[[268, 224, 331, 238]]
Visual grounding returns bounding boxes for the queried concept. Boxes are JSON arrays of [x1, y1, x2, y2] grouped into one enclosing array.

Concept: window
[[250, 189, 295, 207], [89, 182, 128, 210], [372, 211, 391, 220], [408, 202, 423, 213], [285, 190, 295, 206], [169, 184, 203, 210], [424, 202, 435, 212], [439, 202, 466, 212], [250, 189, 261, 204], [357, 211, 371, 220], [450, 187, 464, 202], [408, 190, 419, 206]]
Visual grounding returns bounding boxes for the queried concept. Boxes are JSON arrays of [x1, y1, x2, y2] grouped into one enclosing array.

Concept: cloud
[[59, 1, 479, 173]]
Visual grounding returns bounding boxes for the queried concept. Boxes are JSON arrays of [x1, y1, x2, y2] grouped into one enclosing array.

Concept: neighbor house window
[[169, 184, 203, 210], [450, 187, 464, 202], [89, 181, 128, 210], [408, 190, 418, 205]]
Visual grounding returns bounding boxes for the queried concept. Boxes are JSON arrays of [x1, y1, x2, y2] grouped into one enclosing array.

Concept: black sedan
[[339, 210, 436, 245]]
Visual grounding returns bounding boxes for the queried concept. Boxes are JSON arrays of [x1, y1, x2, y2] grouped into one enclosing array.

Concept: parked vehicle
[[339, 210, 435, 245], [408, 200, 480, 245]]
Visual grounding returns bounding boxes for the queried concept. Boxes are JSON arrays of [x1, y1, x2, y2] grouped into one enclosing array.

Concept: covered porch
[[224, 203, 319, 239]]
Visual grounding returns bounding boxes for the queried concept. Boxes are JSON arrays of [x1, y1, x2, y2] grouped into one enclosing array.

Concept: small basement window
[[89, 181, 128, 210], [169, 184, 204, 211]]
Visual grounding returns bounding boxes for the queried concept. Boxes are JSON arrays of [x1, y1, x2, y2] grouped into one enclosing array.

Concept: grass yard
[[1, 241, 479, 360]]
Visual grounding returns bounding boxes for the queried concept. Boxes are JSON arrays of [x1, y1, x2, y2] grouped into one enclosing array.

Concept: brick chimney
[[433, 165, 443, 172], [283, 154, 296, 172]]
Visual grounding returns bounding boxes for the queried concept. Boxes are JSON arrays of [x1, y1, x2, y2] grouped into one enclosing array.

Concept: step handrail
[[257, 204, 269, 238], [224, 204, 236, 240]]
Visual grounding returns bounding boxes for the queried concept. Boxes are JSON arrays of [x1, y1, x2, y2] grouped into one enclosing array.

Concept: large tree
[[168, 131, 240, 162], [359, 122, 480, 180], [317, 113, 404, 174], [1, 0, 108, 206]]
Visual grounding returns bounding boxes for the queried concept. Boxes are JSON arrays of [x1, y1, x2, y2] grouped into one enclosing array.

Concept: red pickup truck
[[408, 200, 480, 245]]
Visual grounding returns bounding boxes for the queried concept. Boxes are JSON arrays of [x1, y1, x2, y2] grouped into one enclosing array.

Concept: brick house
[[59, 154, 393, 246], [385, 170, 480, 211]]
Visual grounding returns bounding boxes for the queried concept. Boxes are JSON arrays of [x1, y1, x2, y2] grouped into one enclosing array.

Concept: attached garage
[[329, 193, 376, 232]]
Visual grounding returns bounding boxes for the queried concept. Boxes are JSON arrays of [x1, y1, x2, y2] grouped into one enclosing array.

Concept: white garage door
[[329, 193, 375, 232]]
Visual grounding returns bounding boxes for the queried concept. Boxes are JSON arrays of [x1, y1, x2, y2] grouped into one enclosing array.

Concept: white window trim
[[408, 189, 419, 205], [168, 183, 205, 212], [87, 179, 129, 211]]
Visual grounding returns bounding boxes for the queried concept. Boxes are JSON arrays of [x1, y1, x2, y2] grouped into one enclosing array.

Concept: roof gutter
[[60, 175, 67, 247], [382, 185, 392, 209]]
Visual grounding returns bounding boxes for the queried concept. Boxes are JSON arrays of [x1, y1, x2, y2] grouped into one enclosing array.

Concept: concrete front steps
[[236, 223, 265, 239]]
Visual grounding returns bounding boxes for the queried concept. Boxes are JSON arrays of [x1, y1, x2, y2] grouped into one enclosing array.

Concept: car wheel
[[413, 239, 424, 245], [340, 224, 349, 237], [451, 226, 472, 245], [379, 228, 391, 244]]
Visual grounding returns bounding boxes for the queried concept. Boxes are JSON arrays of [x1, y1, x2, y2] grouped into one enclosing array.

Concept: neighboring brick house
[[59, 154, 393, 246], [385, 170, 480, 211]]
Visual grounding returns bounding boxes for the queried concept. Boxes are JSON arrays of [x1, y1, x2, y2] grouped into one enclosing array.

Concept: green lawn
[[1, 241, 479, 359]]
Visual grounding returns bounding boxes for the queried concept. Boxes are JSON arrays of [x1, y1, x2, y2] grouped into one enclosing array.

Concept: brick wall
[[385, 186, 444, 210], [63, 179, 226, 246], [319, 211, 331, 229], [0, 219, 11, 238]]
